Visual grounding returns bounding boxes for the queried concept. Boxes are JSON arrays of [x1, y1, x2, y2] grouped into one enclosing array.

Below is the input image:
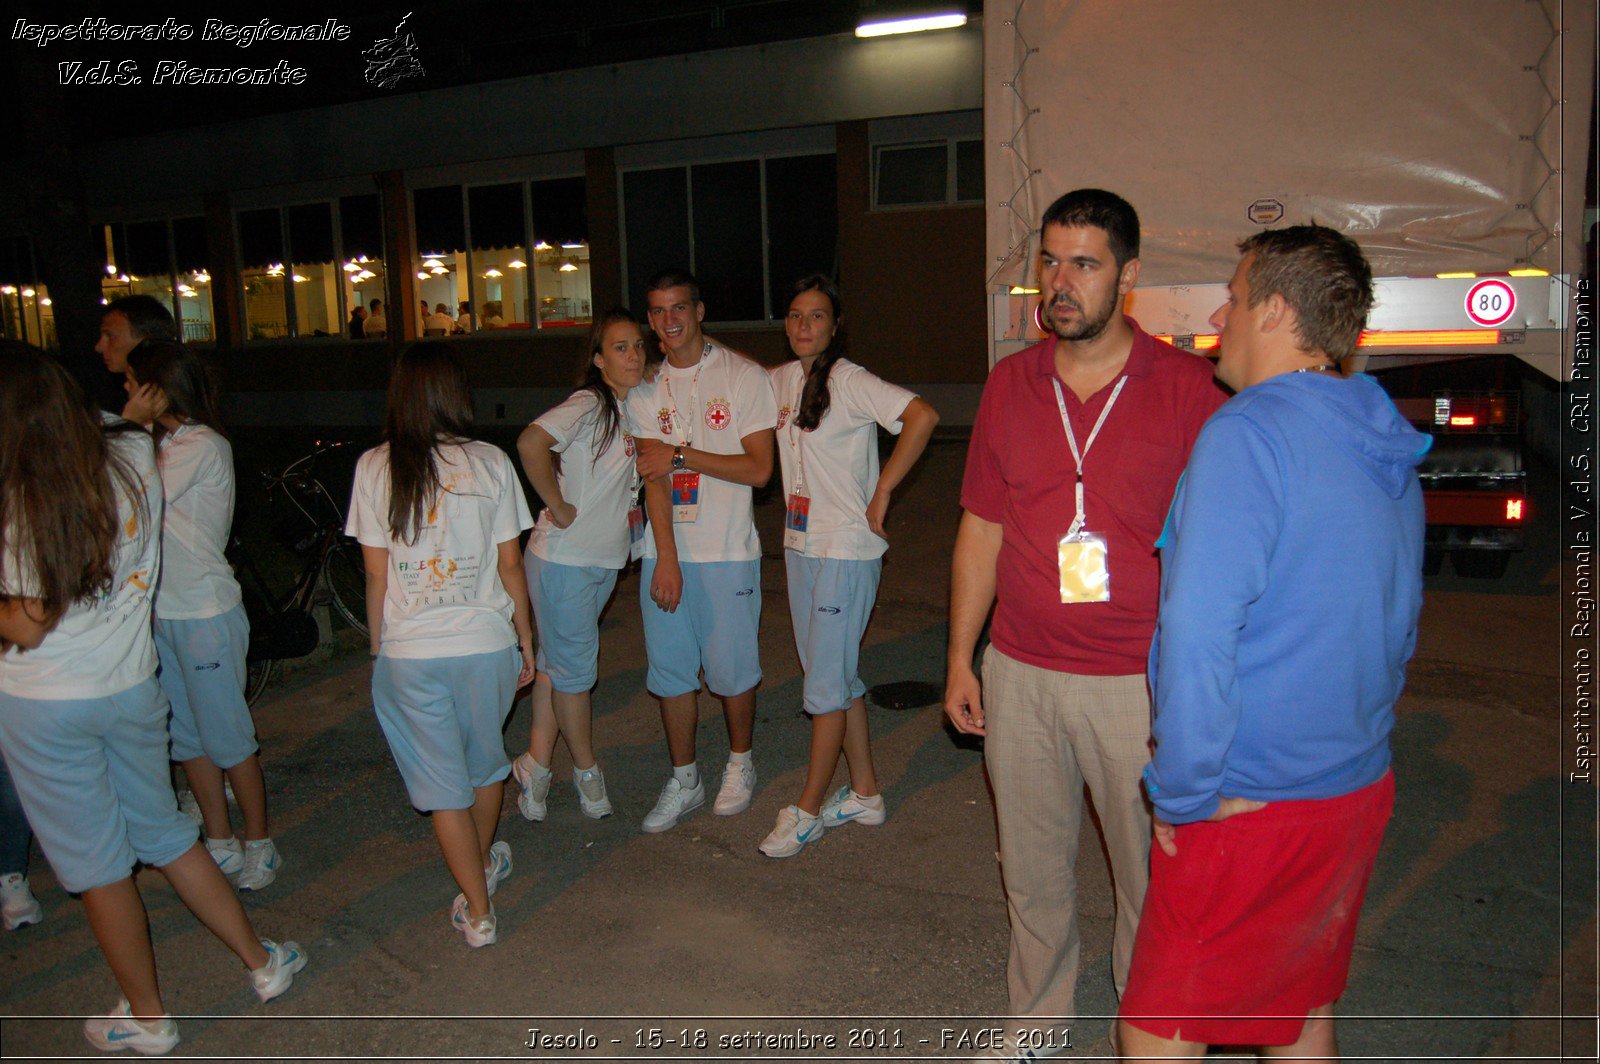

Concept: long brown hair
[[125, 340, 226, 440], [0, 342, 146, 620], [578, 307, 640, 463], [790, 275, 844, 432], [383, 342, 476, 545]]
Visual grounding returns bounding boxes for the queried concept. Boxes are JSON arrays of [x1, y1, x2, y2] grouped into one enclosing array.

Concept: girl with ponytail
[[511, 309, 647, 823], [759, 276, 940, 858]]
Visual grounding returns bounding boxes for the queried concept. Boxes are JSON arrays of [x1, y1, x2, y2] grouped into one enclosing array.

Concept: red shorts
[[1119, 771, 1394, 1046]]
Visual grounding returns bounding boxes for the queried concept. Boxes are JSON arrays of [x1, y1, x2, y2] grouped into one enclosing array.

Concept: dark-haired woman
[[124, 341, 281, 891], [0, 343, 304, 1055], [512, 310, 647, 822], [346, 343, 535, 948], [759, 278, 939, 858]]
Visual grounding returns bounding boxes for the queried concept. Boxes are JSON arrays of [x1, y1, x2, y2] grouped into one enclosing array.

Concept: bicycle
[[230, 439, 368, 705]]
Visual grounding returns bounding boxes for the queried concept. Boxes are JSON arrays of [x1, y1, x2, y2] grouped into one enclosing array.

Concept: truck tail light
[[1506, 498, 1524, 521], [1432, 391, 1518, 432]]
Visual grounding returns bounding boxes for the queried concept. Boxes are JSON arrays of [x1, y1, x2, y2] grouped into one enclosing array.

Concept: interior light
[[105, 264, 118, 275], [559, 262, 578, 272], [20, 288, 35, 298], [118, 274, 131, 283], [417, 271, 430, 280], [343, 262, 360, 272], [1506, 499, 1524, 521], [1448, 415, 1477, 427], [101, 297, 110, 305], [1009, 286, 1040, 295], [856, 12, 968, 37], [534, 241, 552, 251], [40, 297, 51, 306], [1435, 272, 1476, 279], [560, 242, 585, 250], [430, 266, 448, 275], [1508, 268, 1549, 277], [484, 268, 503, 278], [178, 284, 195, 293], [357, 270, 375, 281], [0, 286, 15, 295], [193, 272, 211, 284], [292, 274, 307, 283], [180, 290, 197, 298], [357, 255, 369, 264], [508, 260, 527, 269], [423, 258, 444, 269]]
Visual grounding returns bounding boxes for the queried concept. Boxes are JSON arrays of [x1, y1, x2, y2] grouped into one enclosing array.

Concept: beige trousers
[[982, 645, 1153, 1021]]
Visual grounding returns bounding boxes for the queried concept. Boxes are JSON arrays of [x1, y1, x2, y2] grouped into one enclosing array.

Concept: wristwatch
[[671, 446, 686, 471]]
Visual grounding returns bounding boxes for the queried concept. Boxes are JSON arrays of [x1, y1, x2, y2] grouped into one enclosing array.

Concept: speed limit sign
[[1464, 279, 1516, 327]]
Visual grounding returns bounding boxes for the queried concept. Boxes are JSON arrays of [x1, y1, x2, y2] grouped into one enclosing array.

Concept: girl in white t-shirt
[[0, 343, 304, 1055], [346, 343, 535, 948], [511, 309, 646, 822], [124, 341, 281, 892], [759, 277, 940, 859]]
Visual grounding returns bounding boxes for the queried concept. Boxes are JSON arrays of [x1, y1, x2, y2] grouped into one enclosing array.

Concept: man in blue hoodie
[[1117, 226, 1428, 1060]]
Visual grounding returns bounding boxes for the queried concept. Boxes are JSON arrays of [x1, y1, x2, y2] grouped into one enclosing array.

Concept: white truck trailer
[[982, 0, 1595, 577]]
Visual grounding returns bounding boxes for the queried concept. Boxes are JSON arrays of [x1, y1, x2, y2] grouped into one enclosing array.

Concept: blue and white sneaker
[[83, 999, 180, 1056], [250, 939, 308, 1002], [819, 785, 887, 828], [484, 840, 512, 896], [237, 838, 280, 891], [759, 805, 825, 858]]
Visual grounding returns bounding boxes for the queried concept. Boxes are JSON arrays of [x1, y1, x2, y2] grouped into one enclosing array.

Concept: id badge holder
[[1058, 529, 1111, 603], [627, 504, 646, 560], [671, 471, 701, 523], [784, 493, 810, 551]]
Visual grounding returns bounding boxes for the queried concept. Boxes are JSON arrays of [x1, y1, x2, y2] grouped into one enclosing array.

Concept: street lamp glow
[[855, 12, 966, 37]]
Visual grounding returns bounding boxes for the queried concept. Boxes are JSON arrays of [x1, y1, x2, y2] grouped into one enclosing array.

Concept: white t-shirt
[[771, 359, 915, 561], [425, 312, 456, 334], [153, 422, 242, 620], [346, 439, 534, 660], [366, 312, 388, 337], [0, 423, 162, 700], [525, 389, 637, 569], [625, 341, 778, 563]]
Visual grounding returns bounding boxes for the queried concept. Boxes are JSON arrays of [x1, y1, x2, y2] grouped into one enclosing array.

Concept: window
[[873, 138, 982, 209], [287, 204, 337, 337], [622, 153, 837, 322], [468, 183, 527, 332], [238, 209, 288, 340], [0, 236, 53, 348], [340, 194, 385, 338], [95, 220, 215, 343], [530, 177, 590, 329]]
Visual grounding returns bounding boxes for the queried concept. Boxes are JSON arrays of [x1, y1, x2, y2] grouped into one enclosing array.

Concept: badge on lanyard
[[672, 471, 701, 523], [784, 493, 810, 551], [1051, 375, 1127, 605]]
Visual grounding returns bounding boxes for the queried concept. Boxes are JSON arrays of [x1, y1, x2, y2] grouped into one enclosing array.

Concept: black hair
[[789, 275, 844, 433], [645, 268, 700, 305], [103, 295, 177, 341], [1041, 188, 1141, 270], [579, 307, 642, 462]]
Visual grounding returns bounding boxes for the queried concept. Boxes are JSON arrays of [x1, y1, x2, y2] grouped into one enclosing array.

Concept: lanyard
[[618, 401, 641, 495], [786, 366, 810, 491], [660, 343, 711, 448], [1051, 375, 1128, 536]]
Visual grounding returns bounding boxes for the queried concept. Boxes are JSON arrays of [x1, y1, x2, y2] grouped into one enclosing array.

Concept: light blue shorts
[[639, 558, 762, 698], [371, 646, 520, 811], [0, 678, 199, 892], [156, 605, 258, 769], [786, 554, 881, 715], [526, 553, 619, 694]]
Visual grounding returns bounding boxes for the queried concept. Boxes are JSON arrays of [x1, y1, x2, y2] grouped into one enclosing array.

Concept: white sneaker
[[1, 872, 43, 930], [759, 805, 825, 858], [512, 753, 552, 822], [83, 999, 179, 1056], [484, 840, 512, 896], [250, 939, 308, 1002], [451, 893, 497, 948], [641, 776, 704, 833], [237, 839, 280, 891], [819, 785, 888, 827], [712, 758, 756, 816], [206, 836, 243, 876], [573, 766, 613, 819]]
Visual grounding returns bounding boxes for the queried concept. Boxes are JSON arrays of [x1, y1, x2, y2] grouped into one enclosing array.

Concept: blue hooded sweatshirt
[[1144, 371, 1428, 824]]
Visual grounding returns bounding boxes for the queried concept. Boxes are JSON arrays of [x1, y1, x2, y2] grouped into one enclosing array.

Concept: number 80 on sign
[[1464, 278, 1516, 328]]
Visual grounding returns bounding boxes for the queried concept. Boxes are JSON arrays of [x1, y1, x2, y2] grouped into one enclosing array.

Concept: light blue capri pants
[[526, 553, 619, 694], [785, 553, 882, 716], [639, 558, 762, 698], [156, 603, 258, 769], [371, 645, 521, 811], [0, 677, 199, 892]]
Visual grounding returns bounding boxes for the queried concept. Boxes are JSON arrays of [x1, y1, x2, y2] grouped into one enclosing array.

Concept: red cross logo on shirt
[[705, 398, 732, 431]]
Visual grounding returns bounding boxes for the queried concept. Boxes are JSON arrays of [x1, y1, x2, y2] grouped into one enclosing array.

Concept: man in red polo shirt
[[945, 188, 1225, 1052]]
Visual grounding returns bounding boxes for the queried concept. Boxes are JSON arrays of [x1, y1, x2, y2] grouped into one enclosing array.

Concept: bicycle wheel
[[323, 537, 368, 636], [245, 658, 273, 707]]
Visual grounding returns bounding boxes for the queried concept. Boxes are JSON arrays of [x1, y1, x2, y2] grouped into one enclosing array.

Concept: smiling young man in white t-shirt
[[626, 269, 777, 833]]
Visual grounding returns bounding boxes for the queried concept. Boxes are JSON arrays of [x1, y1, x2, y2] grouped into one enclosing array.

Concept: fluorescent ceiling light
[[856, 12, 966, 37], [560, 242, 585, 249]]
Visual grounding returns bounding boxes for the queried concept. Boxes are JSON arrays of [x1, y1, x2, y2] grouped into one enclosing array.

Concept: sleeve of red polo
[[959, 369, 1007, 522]]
